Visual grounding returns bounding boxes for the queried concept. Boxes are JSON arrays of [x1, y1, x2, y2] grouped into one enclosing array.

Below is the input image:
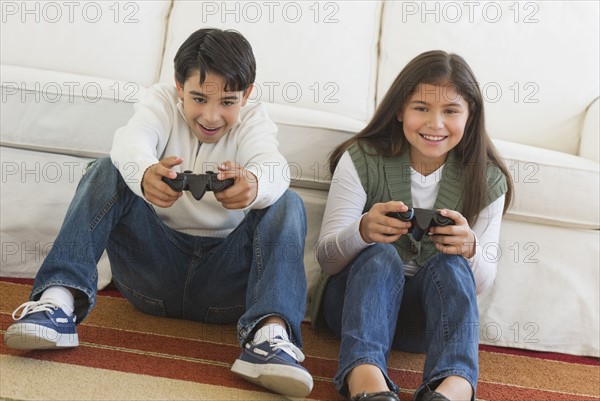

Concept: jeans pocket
[[112, 278, 167, 317], [204, 305, 245, 324]]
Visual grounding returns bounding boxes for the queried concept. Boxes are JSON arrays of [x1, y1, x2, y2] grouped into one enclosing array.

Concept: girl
[[315, 51, 513, 401]]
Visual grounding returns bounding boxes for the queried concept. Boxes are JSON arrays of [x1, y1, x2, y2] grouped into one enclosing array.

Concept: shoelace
[[11, 299, 63, 321], [269, 337, 306, 363]]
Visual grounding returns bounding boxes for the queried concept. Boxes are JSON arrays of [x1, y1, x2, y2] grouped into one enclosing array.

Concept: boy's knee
[[84, 157, 114, 176], [80, 157, 122, 187], [278, 190, 304, 209], [272, 190, 306, 219]]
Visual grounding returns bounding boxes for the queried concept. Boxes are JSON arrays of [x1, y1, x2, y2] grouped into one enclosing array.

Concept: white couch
[[1, 1, 598, 357]]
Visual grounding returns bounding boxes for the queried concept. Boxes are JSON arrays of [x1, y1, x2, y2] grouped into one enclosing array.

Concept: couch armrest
[[579, 97, 599, 163]]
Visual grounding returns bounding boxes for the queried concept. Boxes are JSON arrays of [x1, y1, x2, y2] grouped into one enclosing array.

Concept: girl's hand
[[142, 156, 184, 208], [214, 161, 258, 209], [359, 201, 412, 243], [429, 209, 476, 258]]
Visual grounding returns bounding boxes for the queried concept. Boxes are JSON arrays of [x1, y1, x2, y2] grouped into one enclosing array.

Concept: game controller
[[162, 170, 234, 200], [386, 208, 455, 241]]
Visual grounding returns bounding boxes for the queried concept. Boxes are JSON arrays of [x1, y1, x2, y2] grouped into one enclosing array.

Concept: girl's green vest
[[309, 142, 508, 329]]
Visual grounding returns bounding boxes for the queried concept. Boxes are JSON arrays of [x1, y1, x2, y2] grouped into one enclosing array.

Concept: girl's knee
[[352, 244, 404, 278], [362, 243, 402, 263], [424, 254, 475, 291], [446, 254, 472, 281]]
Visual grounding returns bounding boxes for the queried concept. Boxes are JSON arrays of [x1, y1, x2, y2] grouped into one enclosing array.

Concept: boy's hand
[[142, 156, 184, 208], [359, 201, 411, 244], [429, 209, 476, 258], [214, 161, 258, 209]]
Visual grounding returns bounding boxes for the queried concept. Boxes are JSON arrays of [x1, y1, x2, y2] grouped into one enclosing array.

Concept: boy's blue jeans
[[30, 157, 308, 347], [322, 243, 479, 399]]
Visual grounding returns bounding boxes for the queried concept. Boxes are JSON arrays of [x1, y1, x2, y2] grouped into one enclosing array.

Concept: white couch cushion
[[378, 1, 599, 155], [0, 147, 112, 290], [0, 0, 171, 87], [1, 65, 138, 157], [159, 0, 381, 122], [579, 98, 599, 163], [496, 139, 599, 229], [478, 219, 599, 357], [265, 102, 362, 189]]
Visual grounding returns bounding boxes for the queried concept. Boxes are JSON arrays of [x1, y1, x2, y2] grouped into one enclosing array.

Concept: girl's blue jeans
[[322, 243, 479, 399], [30, 157, 308, 347]]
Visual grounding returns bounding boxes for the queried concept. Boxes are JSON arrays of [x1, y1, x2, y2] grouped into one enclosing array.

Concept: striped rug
[[1, 278, 598, 401]]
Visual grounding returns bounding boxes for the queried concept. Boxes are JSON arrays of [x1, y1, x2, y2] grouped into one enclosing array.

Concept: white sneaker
[[4, 300, 78, 350], [231, 335, 313, 397]]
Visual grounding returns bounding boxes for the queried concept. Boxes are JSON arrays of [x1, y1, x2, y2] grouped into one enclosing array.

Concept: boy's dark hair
[[174, 28, 256, 91]]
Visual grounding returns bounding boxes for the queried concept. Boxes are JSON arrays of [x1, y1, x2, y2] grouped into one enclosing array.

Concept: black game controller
[[162, 170, 234, 200], [387, 208, 455, 241]]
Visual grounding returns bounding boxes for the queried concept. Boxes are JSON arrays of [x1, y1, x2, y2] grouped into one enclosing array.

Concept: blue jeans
[[322, 243, 479, 399], [30, 157, 308, 347]]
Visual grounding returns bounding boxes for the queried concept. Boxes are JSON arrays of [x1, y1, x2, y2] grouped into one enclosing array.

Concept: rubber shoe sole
[[231, 358, 313, 397], [4, 322, 79, 350]]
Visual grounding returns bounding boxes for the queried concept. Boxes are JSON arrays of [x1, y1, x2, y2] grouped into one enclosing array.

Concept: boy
[[4, 28, 313, 398]]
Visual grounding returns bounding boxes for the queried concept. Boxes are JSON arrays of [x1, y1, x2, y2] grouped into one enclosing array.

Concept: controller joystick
[[386, 207, 454, 241], [162, 170, 234, 200], [386, 209, 415, 222]]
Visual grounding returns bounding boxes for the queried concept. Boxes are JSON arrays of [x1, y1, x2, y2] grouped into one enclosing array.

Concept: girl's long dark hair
[[329, 50, 513, 224]]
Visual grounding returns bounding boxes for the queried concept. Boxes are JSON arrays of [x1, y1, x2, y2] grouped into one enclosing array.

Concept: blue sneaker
[[4, 300, 78, 350], [231, 335, 314, 397]]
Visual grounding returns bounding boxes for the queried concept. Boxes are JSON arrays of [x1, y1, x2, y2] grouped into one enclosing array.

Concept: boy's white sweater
[[110, 83, 289, 238]]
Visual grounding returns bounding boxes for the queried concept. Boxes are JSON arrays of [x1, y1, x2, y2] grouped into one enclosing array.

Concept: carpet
[[1, 278, 598, 401]]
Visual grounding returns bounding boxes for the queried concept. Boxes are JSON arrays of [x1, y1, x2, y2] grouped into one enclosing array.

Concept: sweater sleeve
[[317, 151, 373, 275], [234, 103, 289, 209], [469, 195, 506, 294], [109, 85, 174, 199]]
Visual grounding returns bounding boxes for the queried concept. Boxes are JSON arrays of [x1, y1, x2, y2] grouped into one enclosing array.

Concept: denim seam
[[182, 255, 200, 319], [237, 312, 293, 347], [252, 228, 263, 304], [388, 271, 404, 319], [236, 222, 265, 345], [112, 276, 167, 316], [31, 281, 96, 322], [204, 305, 245, 323], [89, 180, 128, 231], [32, 281, 93, 302], [424, 260, 450, 343]]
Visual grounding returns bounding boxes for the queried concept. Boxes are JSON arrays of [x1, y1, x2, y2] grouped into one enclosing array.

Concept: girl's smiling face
[[398, 83, 469, 175], [176, 71, 252, 144]]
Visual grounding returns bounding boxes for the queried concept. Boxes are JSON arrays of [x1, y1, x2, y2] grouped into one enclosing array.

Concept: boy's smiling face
[[176, 71, 253, 143]]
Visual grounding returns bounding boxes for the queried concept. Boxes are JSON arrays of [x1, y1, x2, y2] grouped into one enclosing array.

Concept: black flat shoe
[[418, 390, 450, 401], [351, 391, 400, 401]]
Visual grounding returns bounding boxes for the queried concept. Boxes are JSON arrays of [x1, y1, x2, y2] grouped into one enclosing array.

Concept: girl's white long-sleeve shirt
[[317, 151, 505, 295], [110, 83, 289, 238]]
